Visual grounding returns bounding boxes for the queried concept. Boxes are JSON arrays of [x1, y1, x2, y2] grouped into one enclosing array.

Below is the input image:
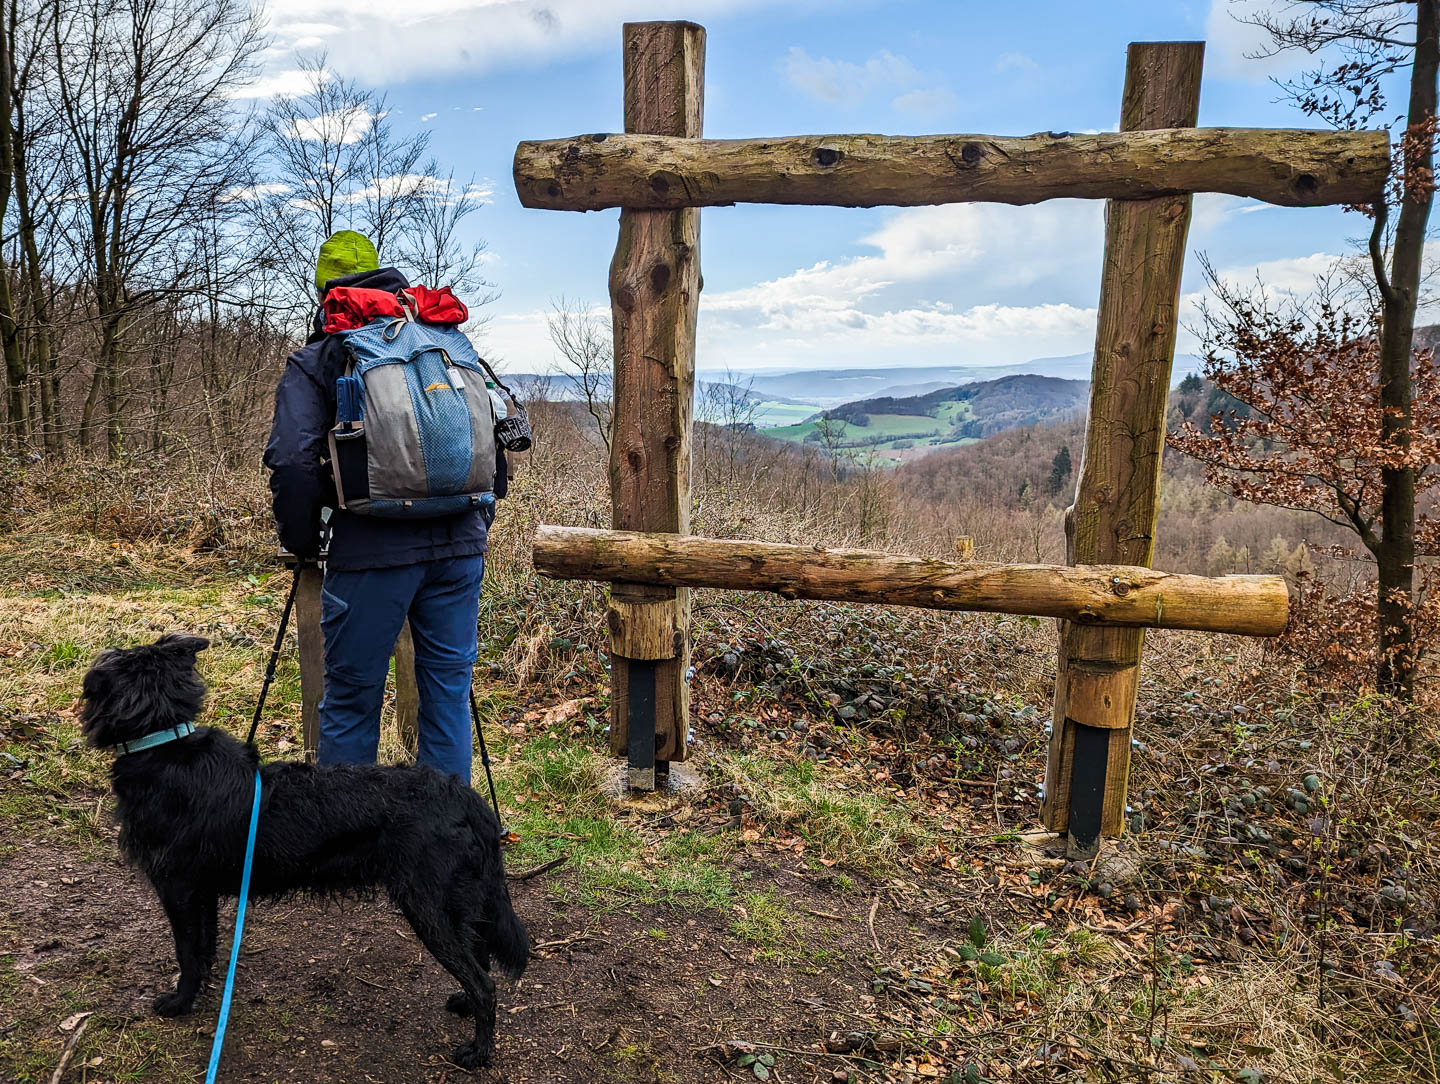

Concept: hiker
[[263, 231, 509, 782]]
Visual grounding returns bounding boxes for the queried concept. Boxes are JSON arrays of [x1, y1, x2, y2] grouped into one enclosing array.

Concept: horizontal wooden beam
[[514, 127, 1388, 211], [532, 526, 1290, 637]]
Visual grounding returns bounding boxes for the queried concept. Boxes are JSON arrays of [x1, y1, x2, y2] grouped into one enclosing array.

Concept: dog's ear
[[156, 634, 209, 656]]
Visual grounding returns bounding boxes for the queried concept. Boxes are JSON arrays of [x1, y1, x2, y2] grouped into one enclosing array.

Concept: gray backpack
[[328, 318, 496, 518]]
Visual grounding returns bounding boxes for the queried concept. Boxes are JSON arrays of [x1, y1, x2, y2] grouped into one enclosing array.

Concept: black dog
[[80, 633, 528, 1070]]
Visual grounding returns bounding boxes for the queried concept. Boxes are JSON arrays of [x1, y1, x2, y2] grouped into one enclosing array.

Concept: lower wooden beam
[[532, 525, 1289, 637]]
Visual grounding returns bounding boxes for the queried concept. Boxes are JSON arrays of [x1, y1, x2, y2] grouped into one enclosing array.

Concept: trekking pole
[[468, 686, 503, 826], [246, 568, 301, 746]]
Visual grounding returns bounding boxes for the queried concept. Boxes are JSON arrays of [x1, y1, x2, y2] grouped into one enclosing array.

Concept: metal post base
[[1065, 721, 1109, 859], [626, 659, 657, 791]]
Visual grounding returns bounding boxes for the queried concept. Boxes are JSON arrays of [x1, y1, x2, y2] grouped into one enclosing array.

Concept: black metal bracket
[[626, 659, 657, 791], [1066, 720, 1109, 859]]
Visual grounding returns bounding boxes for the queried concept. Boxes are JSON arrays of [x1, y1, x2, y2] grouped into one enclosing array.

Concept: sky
[[246, 0, 1395, 374]]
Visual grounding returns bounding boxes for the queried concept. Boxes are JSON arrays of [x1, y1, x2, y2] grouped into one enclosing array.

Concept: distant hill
[[761, 373, 1089, 464]]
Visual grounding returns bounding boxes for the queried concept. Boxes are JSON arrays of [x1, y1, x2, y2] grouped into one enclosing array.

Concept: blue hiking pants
[[317, 553, 485, 781]]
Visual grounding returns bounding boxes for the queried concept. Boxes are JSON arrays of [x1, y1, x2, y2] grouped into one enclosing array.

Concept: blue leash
[[205, 769, 262, 1084]]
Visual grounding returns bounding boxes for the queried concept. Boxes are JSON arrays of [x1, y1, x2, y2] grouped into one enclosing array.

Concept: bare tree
[[811, 413, 848, 487], [1213, 0, 1439, 696], [395, 168, 497, 313], [547, 297, 613, 456], [49, 0, 264, 458], [252, 59, 498, 333], [697, 368, 764, 494], [251, 57, 427, 324], [7, 0, 63, 452]]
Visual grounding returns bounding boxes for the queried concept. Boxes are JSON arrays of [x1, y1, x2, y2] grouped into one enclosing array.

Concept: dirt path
[[2, 827, 940, 1083]]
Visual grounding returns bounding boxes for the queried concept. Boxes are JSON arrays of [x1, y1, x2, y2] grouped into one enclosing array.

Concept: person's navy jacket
[[263, 266, 507, 571]]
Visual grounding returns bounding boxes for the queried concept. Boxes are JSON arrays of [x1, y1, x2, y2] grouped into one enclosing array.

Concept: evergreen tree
[[1047, 445, 1073, 495]]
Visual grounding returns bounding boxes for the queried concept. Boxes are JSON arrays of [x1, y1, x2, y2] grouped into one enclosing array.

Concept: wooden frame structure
[[516, 23, 1388, 855]]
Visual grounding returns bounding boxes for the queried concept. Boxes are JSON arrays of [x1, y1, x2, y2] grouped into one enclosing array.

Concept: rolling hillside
[[762, 373, 1088, 463]]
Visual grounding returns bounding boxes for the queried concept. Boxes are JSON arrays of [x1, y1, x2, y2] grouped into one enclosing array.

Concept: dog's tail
[[487, 890, 530, 980]]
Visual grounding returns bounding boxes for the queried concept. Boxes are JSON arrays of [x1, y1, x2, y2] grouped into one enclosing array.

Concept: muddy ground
[[2, 809, 990, 1083]]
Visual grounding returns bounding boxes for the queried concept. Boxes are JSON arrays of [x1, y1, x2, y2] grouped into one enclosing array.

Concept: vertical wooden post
[[393, 620, 420, 758], [1042, 41, 1204, 858], [295, 565, 325, 761], [606, 21, 704, 788]]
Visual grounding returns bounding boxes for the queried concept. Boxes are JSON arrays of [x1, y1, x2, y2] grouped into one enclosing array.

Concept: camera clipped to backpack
[[477, 358, 533, 453]]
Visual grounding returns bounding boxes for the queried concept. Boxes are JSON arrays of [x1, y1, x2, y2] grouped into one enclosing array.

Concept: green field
[[747, 401, 817, 427], [762, 400, 976, 459]]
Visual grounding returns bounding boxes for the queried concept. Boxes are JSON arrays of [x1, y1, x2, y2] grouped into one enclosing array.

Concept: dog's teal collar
[[116, 722, 196, 756]]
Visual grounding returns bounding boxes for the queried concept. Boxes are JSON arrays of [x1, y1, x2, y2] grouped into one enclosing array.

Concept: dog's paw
[[151, 991, 195, 1017], [445, 991, 474, 1017], [451, 1039, 493, 1070]]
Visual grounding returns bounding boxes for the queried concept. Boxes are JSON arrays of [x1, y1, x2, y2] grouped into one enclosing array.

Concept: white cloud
[[478, 309, 551, 369], [236, 68, 321, 99], [336, 172, 492, 206], [780, 46, 956, 119], [420, 112, 437, 121], [221, 181, 291, 202], [993, 51, 1039, 74], [706, 201, 1103, 322], [696, 201, 1106, 367], [288, 105, 379, 144], [1205, 0, 1307, 81], [781, 47, 919, 106], [244, 0, 791, 94], [891, 87, 958, 118]]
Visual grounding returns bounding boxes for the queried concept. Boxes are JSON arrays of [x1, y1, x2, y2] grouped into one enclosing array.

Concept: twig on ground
[[509, 856, 567, 881], [531, 934, 602, 953], [867, 896, 882, 956], [49, 1013, 92, 1084], [507, 1000, 572, 1015]]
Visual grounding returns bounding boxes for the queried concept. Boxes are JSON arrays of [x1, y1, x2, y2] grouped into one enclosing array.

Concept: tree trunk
[[104, 325, 122, 460], [0, 4, 24, 449], [79, 359, 103, 452], [1375, 0, 1438, 700], [14, 143, 54, 455], [0, 263, 26, 447]]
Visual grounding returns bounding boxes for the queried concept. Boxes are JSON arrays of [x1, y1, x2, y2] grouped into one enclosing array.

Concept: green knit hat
[[314, 230, 379, 294]]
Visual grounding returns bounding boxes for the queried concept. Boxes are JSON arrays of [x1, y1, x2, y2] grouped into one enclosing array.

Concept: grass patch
[[503, 735, 610, 809], [712, 752, 932, 875], [496, 734, 739, 912], [730, 889, 806, 960]]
